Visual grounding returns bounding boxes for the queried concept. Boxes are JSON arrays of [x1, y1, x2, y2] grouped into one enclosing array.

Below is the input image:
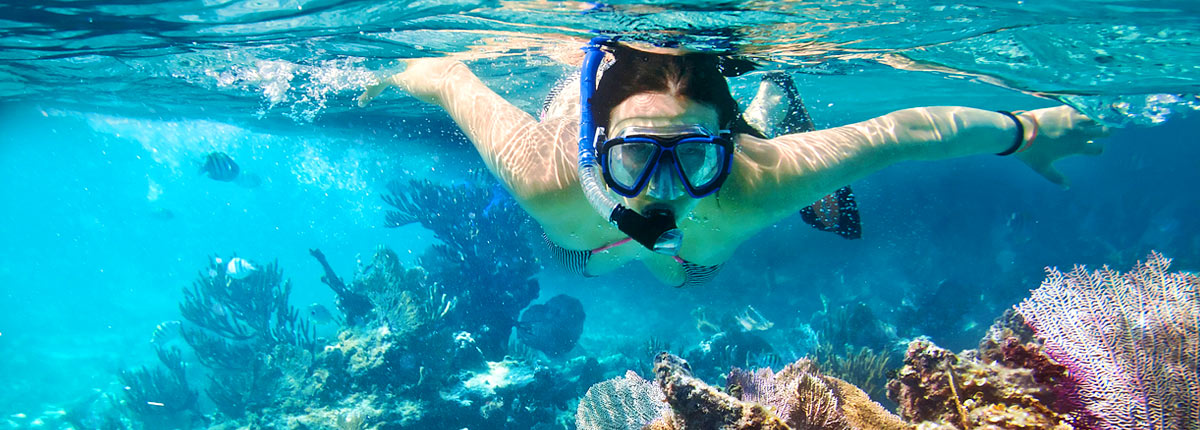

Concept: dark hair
[[590, 44, 760, 137]]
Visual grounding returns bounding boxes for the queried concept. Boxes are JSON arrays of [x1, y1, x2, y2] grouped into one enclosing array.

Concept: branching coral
[[310, 248, 373, 325], [205, 359, 280, 418], [180, 258, 316, 359], [1015, 252, 1199, 430], [383, 179, 540, 359], [177, 257, 316, 418], [118, 346, 199, 427]]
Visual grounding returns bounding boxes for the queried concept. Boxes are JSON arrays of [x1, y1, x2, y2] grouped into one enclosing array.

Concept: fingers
[[358, 82, 388, 107], [1036, 164, 1070, 189]]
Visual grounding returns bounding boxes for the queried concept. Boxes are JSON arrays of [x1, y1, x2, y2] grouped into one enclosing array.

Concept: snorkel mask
[[578, 36, 683, 255], [598, 124, 734, 200]]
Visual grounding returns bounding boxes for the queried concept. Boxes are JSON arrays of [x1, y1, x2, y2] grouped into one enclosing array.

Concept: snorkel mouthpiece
[[577, 35, 683, 256], [611, 207, 683, 254]]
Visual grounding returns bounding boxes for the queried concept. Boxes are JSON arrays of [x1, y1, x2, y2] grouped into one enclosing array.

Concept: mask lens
[[606, 140, 658, 189], [675, 141, 726, 189]]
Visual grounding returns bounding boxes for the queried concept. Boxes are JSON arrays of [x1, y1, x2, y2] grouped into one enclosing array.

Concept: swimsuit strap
[[677, 259, 723, 288], [543, 233, 594, 277], [592, 237, 633, 253], [543, 233, 721, 286]]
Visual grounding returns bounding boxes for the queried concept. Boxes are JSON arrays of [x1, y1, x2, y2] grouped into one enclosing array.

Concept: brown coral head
[[653, 352, 692, 380]]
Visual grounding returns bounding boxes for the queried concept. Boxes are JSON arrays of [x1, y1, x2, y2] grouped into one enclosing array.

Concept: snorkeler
[[359, 39, 1107, 287]]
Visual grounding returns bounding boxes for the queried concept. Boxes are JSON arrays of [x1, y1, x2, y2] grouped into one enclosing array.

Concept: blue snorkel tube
[[578, 36, 683, 255]]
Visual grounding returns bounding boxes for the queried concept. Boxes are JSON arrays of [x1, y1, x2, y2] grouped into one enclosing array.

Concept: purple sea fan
[[1015, 251, 1199, 430], [727, 360, 850, 430]]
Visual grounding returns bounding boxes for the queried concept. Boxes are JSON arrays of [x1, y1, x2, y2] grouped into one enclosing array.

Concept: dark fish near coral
[[307, 303, 335, 325], [200, 151, 240, 182], [517, 294, 585, 357]]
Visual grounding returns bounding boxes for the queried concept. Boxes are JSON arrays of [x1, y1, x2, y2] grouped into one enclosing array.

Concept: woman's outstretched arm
[[723, 105, 1108, 229], [359, 58, 579, 208]]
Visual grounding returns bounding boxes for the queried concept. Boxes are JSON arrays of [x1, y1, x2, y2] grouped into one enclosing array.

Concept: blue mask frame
[[598, 129, 734, 198]]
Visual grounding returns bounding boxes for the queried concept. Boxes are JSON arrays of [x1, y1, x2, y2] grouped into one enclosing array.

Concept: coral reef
[[117, 346, 200, 428], [60, 390, 133, 430], [349, 245, 457, 341], [179, 258, 317, 360], [577, 371, 669, 430], [681, 302, 896, 405], [118, 180, 608, 429], [727, 360, 850, 430], [172, 246, 607, 429], [176, 258, 317, 419], [886, 338, 1076, 430], [861, 253, 1198, 430], [577, 352, 908, 430], [310, 248, 374, 326], [1014, 252, 1199, 430], [812, 343, 893, 404], [108, 181, 1199, 430], [383, 179, 540, 359]]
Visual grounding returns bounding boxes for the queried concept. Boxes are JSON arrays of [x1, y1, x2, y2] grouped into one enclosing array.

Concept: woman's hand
[[357, 58, 465, 107], [1014, 106, 1109, 189]]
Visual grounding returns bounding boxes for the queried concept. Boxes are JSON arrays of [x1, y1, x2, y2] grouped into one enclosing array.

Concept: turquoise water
[[1, 1, 1198, 429]]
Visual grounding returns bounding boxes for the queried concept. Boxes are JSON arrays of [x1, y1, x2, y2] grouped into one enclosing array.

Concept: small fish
[[226, 257, 256, 280], [200, 152, 240, 182], [150, 320, 182, 344], [307, 303, 335, 325], [734, 305, 774, 332]]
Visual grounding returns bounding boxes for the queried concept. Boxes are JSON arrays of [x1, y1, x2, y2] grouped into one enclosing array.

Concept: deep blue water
[[1, 1, 1198, 428]]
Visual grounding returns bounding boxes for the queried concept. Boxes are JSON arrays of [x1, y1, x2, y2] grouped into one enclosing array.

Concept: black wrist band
[[995, 110, 1024, 156]]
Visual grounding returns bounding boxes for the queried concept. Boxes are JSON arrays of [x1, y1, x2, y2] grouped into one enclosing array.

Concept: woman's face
[[607, 92, 721, 219]]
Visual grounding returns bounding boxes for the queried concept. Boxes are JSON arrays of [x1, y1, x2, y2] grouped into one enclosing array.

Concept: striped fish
[[200, 151, 240, 182]]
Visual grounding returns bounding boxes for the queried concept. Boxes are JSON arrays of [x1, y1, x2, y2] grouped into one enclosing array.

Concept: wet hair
[[590, 44, 763, 138]]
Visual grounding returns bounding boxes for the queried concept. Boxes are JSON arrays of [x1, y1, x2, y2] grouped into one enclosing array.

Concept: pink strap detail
[[591, 237, 633, 253], [590, 238, 695, 266]]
